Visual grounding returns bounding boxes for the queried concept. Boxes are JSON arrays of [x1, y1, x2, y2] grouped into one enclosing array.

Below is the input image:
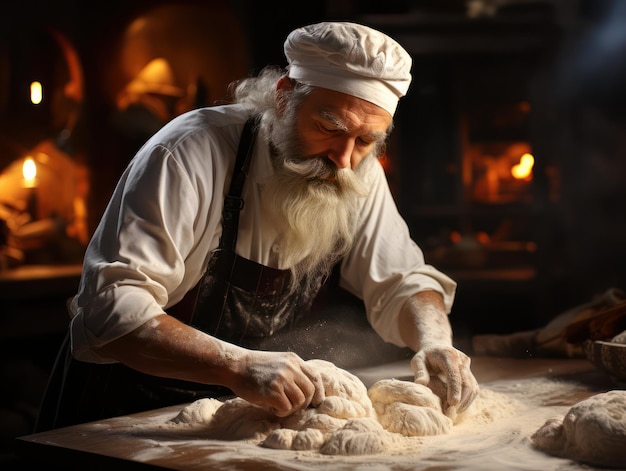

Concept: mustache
[[282, 155, 336, 180], [281, 156, 369, 198]]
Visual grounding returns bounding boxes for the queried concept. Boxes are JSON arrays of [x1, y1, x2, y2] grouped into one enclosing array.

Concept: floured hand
[[410, 345, 479, 420], [232, 350, 325, 417]]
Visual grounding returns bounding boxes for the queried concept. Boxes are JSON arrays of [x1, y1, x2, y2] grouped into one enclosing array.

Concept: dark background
[[1, 0, 626, 463]]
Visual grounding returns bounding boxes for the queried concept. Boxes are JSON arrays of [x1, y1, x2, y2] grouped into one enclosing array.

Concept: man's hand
[[396, 292, 479, 420], [231, 350, 326, 417], [410, 345, 479, 420], [95, 314, 325, 418]]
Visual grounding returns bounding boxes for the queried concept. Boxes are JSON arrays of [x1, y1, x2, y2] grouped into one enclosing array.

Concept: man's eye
[[319, 123, 337, 133]]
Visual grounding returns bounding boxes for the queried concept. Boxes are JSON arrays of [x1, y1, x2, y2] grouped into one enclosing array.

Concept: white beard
[[262, 111, 374, 292]]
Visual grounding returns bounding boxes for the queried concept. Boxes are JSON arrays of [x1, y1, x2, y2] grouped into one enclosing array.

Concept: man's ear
[[275, 76, 294, 114]]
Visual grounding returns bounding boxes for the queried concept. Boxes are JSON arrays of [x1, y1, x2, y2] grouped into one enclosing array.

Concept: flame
[[30, 81, 43, 105], [22, 156, 38, 190], [511, 153, 534, 180], [23, 157, 37, 181]]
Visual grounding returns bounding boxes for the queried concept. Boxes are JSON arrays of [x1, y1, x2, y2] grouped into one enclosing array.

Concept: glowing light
[[511, 153, 534, 180], [30, 81, 43, 104], [476, 231, 490, 244], [23, 157, 37, 185]]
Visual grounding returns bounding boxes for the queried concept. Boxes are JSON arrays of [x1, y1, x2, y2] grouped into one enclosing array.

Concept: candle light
[[22, 157, 38, 220]]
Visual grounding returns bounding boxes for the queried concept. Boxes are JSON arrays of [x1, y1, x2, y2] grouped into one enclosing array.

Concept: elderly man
[[36, 22, 478, 431]]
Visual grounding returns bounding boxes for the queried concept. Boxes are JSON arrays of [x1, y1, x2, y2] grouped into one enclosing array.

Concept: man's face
[[277, 81, 392, 173]]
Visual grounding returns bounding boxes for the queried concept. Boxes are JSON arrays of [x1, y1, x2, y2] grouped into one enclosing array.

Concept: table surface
[[16, 356, 622, 470]]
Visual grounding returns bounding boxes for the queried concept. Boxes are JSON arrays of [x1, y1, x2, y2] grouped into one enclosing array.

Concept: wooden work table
[[15, 356, 622, 470]]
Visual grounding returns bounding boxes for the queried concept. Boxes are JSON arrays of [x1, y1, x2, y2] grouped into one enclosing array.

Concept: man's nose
[[327, 138, 354, 169]]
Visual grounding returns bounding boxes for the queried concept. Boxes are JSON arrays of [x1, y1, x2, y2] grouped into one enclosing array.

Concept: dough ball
[[320, 418, 392, 456], [376, 401, 452, 437], [368, 378, 451, 436], [292, 428, 326, 450], [280, 407, 346, 433], [317, 395, 371, 419], [368, 379, 442, 411], [531, 390, 626, 467], [169, 398, 223, 425], [307, 359, 372, 411], [209, 397, 279, 440], [262, 427, 328, 452], [262, 428, 297, 449], [530, 417, 564, 451]]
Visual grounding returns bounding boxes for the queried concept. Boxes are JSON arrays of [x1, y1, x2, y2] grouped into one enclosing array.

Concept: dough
[[170, 397, 223, 424], [280, 405, 347, 433], [369, 379, 452, 436], [368, 378, 441, 410], [262, 428, 297, 449], [171, 397, 278, 440], [263, 361, 391, 454], [311, 359, 372, 410], [262, 427, 326, 451], [530, 390, 626, 467], [320, 418, 393, 456], [316, 395, 371, 419], [169, 360, 451, 455], [376, 401, 452, 436], [292, 428, 326, 451]]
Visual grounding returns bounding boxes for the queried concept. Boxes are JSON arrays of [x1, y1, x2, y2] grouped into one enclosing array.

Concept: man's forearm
[[94, 313, 326, 416], [94, 313, 245, 387], [398, 290, 453, 352]]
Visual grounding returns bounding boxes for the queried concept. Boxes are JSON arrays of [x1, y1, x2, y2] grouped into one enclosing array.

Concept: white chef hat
[[284, 22, 412, 116]]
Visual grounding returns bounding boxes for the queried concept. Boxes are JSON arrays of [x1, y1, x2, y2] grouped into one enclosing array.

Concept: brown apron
[[34, 116, 329, 431]]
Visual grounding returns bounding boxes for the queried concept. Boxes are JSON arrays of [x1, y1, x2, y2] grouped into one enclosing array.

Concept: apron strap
[[220, 115, 258, 252], [167, 116, 259, 325]]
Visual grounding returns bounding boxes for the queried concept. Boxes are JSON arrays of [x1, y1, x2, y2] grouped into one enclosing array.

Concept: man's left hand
[[410, 345, 479, 420]]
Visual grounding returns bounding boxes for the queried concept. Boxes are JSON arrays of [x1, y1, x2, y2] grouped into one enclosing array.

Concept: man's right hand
[[95, 315, 326, 417], [231, 350, 326, 417]]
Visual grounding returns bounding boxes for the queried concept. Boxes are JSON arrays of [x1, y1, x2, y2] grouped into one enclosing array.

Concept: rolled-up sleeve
[[69, 113, 235, 363], [69, 143, 200, 362], [339, 160, 457, 347]]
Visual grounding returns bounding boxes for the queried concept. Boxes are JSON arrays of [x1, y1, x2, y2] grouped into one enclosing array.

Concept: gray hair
[[231, 66, 313, 113]]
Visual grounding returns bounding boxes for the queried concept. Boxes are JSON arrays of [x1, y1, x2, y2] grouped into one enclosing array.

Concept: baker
[[36, 21, 479, 431]]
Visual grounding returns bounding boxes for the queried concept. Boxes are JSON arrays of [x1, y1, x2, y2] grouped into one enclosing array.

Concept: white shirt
[[69, 104, 456, 363]]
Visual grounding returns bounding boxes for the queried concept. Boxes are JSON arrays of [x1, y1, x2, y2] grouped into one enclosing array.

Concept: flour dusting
[[110, 361, 616, 470]]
